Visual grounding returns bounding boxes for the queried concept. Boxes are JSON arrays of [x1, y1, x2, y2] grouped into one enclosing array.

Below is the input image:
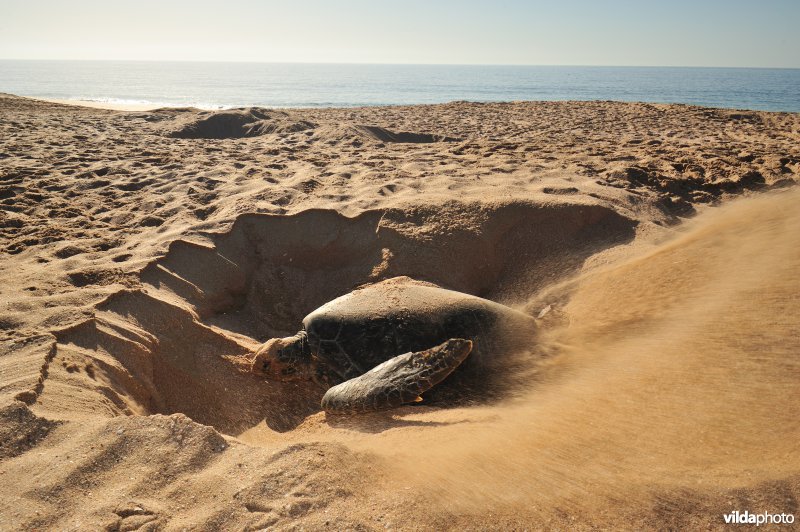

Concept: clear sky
[[1, 0, 798, 67]]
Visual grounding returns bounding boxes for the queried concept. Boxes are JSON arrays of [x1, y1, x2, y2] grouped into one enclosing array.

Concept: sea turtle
[[251, 277, 537, 414]]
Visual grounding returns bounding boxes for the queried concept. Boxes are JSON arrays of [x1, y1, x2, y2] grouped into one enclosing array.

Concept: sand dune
[[1, 94, 799, 529]]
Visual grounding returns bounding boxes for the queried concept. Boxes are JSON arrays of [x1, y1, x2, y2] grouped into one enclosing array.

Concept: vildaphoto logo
[[723, 510, 795, 526]]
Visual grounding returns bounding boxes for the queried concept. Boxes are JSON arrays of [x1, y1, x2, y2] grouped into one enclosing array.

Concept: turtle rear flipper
[[320, 339, 473, 415]]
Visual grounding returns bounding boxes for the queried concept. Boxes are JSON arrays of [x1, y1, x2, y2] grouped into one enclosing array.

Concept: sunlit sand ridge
[[375, 190, 800, 527]]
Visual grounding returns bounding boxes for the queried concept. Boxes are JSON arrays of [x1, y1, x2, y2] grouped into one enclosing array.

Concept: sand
[[1, 92, 799, 530]]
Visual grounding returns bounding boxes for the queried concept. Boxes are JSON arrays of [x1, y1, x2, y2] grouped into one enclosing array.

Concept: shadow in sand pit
[[50, 289, 322, 434]]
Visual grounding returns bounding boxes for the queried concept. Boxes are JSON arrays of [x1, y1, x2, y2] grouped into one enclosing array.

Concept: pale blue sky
[[1, 0, 798, 67]]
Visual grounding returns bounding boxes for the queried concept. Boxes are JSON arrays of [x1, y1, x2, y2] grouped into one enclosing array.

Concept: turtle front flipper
[[320, 338, 473, 415]]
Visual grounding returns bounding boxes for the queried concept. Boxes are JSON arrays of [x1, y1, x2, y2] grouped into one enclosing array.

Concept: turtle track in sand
[[16, 200, 635, 434]]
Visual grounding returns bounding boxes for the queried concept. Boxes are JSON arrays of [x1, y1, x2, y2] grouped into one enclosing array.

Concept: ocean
[[1, 61, 798, 112]]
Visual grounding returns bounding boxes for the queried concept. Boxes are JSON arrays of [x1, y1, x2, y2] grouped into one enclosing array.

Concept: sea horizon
[[5, 58, 799, 68], [2, 60, 799, 112]]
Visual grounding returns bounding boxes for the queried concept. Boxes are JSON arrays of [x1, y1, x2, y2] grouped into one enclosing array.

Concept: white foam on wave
[[70, 96, 232, 110]]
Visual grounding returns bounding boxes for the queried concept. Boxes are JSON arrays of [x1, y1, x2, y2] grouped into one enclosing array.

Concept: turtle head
[[251, 331, 314, 381]]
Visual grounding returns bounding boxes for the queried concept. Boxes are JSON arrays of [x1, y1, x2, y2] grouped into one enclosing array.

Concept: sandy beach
[[1, 93, 799, 529]]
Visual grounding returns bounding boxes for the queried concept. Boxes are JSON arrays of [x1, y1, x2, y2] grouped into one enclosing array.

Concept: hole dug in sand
[[41, 201, 635, 435]]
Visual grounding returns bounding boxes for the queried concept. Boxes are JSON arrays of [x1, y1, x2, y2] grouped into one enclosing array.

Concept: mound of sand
[[1, 94, 798, 529], [167, 108, 316, 139], [350, 125, 461, 143], [311, 123, 462, 145], [383, 189, 800, 528]]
